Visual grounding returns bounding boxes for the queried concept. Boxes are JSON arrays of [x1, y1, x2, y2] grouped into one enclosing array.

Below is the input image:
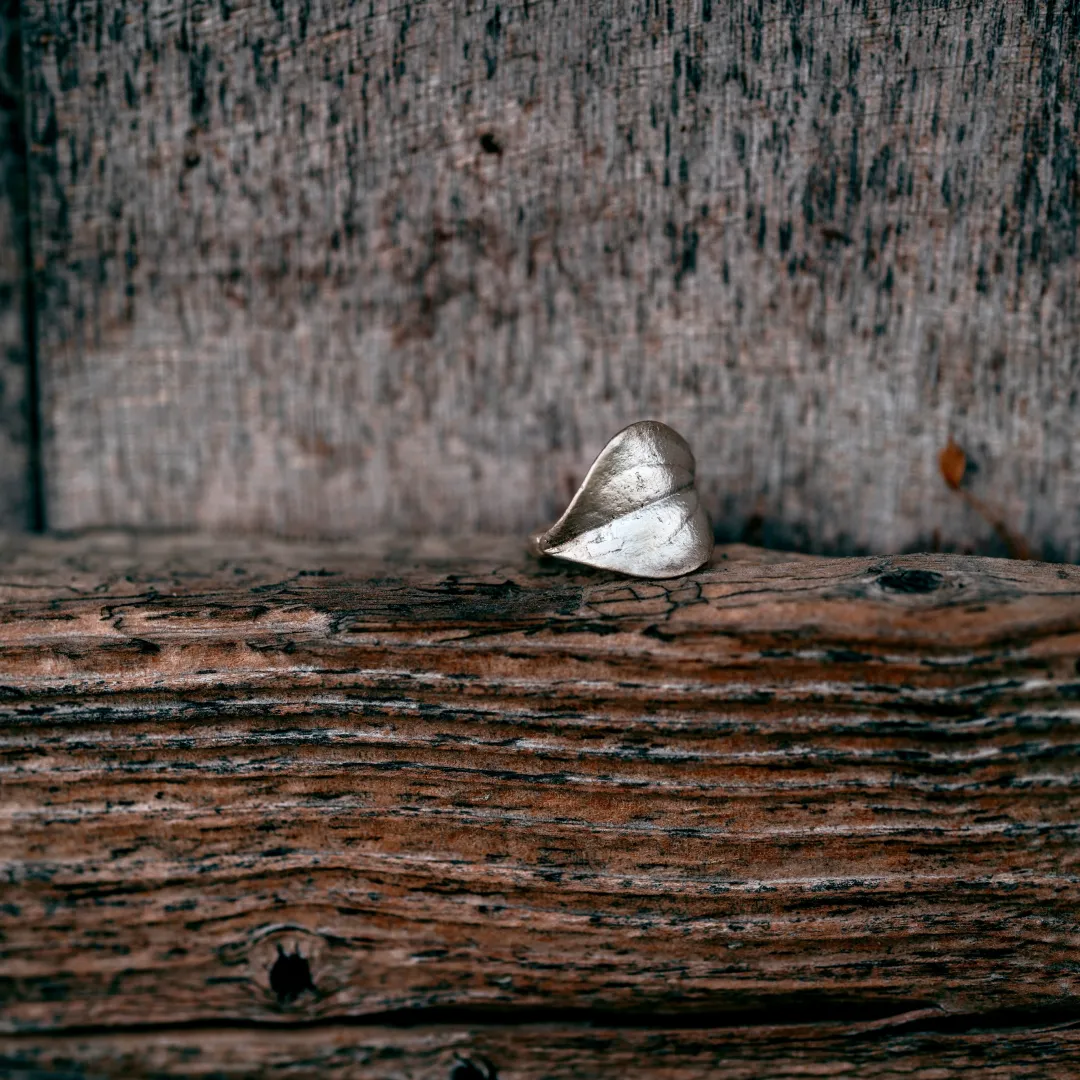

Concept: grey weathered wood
[[0, 0, 32, 531], [22, 0, 1080, 557]]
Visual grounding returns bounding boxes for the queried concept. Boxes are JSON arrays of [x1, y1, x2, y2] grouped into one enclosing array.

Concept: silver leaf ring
[[531, 420, 714, 578]]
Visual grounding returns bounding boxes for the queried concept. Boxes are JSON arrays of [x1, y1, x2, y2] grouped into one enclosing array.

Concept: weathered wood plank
[[0, 0, 32, 531], [4, 1017, 1080, 1078], [22, 0, 1080, 556], [1, 535, 1078, 1036]]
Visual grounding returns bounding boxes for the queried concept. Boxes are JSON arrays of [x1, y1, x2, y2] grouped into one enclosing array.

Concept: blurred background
[[0, 0, 1077, 559]]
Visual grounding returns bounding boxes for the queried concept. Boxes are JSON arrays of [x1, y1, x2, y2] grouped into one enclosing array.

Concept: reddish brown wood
[[0, 534, 1079, 1074], [3, 1017, 1080, 1079]]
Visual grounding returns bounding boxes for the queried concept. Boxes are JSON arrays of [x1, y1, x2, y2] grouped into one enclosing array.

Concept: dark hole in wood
[[269, 947, 315, 1003], [450, 1056, 496, 1080], [877, 569, 944, 594], [478, 132, 502, 154]]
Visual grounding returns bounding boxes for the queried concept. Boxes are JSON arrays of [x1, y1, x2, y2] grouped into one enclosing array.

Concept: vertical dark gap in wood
[[0, 0, 31, 530], [11, 0, 44, 531]]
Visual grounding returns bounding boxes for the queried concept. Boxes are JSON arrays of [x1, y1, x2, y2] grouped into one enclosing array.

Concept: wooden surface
[[1, 533, 1079, 1075], [5, 1018, 1080, 1079], [0, 0, 31, 531], [21, 0, 1080, 558]]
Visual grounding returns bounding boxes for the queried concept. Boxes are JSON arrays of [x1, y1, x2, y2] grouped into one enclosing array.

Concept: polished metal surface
[[531, 421, 714, 578]]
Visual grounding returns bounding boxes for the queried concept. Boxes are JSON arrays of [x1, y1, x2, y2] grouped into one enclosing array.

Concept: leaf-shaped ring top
[[531, 421, 714, 578]]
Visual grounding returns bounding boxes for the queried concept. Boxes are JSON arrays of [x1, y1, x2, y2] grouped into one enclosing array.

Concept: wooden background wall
[[4, 0, 1080, 557]]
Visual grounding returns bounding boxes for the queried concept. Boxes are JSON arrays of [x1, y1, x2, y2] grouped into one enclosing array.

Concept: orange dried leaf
[[939, 439, 966, 491]]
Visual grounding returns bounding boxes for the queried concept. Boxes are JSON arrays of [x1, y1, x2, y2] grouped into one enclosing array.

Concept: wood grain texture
[[0, 0, 32, 531], [22, 0, 1080, 556], [5, 1017, 1080, 1078], [2, 534, 1079, 1046]]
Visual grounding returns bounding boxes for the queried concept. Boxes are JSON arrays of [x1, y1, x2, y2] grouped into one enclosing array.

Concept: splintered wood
[[0, 534, 1078, 1078]]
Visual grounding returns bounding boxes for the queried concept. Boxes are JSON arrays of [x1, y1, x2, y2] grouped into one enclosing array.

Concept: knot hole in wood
[[875, 568, 945, 594], [450, 1054, 498, 1080], [268, 945, 315, 1004]]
